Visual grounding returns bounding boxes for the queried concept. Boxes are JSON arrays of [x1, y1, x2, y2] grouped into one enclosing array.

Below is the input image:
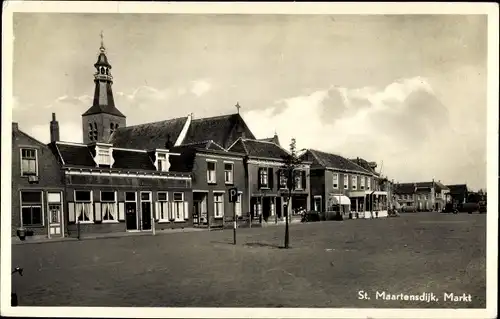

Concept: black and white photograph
[[1, 2, 498, 318]]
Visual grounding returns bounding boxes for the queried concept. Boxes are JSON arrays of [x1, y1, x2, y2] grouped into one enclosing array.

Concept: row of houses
[[10, 38, 467, 240]]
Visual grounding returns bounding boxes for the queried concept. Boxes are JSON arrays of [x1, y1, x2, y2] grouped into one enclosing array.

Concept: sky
[[11, 13, 488, 190]]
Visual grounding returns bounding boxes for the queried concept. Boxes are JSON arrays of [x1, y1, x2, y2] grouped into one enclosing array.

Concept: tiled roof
[[349, 157, 380, 175], [306, 149, 372, 175], [108, 117, 188, 149], [53, 142, 157, 170], [55, 143, 96, 167], [446, 184, 468, 194], [258, 134, 281, 147], [182, 113, 256, 149], [393, 181, 449, 194], [228, 138, 289, 160], [112, 150, 155, 170], [82, 103, 126, 117], [180, 140, 226, 151]]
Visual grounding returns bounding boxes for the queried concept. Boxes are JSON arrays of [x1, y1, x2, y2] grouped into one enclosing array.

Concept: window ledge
[[76, 221, 94, 224], [213, 217, 224, 220], [174, 220, 187, 223], [225, 182, 234, 185], [101, 220, 119, 224], [158, 220, 171, 223], [208, 182, 217, 185], [21, 225, 44, 228]]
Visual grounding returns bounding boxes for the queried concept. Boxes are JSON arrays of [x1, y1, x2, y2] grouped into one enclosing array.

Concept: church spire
[[82, 32, 126, 144]]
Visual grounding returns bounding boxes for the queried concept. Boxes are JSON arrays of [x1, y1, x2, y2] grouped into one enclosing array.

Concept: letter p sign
[[229, 187, 238, 203]]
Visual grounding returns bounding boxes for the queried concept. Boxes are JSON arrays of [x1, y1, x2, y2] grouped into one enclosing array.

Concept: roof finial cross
[[235, 102, 241, 114]]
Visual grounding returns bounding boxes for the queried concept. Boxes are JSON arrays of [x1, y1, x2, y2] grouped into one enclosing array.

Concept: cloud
[[190, 79, 212, 97], [28, 121, 83, 144], [243, 76, 486, 189]]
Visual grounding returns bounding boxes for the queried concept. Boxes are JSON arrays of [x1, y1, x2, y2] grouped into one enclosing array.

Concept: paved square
[[11, 212, 486, 308]]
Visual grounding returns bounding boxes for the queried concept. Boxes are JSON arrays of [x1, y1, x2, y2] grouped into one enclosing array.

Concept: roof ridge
[[191, 113, 239, 122], [118, 116, 188, 130]]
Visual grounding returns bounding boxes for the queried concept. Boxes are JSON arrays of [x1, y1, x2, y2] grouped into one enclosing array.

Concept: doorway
[[47, 192, 63, 237], [125, 192, 138, 231], [262, 197, 272, 222], [140, 192, 152, 231], [276, 197, 283, 218], [313, 196, 322, 212]]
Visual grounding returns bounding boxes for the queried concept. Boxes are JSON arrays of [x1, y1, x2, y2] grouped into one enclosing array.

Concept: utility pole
[[281, 138, 302, 249]]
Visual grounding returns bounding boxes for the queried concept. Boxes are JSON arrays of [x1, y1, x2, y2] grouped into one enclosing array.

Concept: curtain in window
[[102, 203, 116, 220], [22, 159, 36, 174], [76, 203, 92, 221]]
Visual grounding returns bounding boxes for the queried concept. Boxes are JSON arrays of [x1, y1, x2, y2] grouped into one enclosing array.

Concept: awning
[[328, 195, 351, 206]]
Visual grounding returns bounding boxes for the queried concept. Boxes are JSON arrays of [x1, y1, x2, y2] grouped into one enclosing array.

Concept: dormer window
[[157, 153, 168, 171], [94, 144, 114, 168], [98, 148, 111, 165], [152, 150, 171, 172]]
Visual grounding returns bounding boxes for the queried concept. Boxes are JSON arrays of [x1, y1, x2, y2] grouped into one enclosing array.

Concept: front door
[[47, 192, 63, 237], [48, 203, 62, 237], [314, 196, 322, 212], [193, 201, 200, 226], [125, 202, 138, 230], [141, 202, 152, 230]]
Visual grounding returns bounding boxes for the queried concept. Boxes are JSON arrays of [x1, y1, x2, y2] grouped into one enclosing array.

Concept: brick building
[[300, 149, 388, 219], [228, 137, 311, 225], [393, 181, 450, 212], [11, 122, 66, 238]]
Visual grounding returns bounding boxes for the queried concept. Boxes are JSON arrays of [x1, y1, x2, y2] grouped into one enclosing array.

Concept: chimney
[[12, 122, 18, 131], [50, 112, 60, 142]]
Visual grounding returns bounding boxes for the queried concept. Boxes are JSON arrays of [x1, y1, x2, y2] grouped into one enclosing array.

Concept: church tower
[[82, 32, 126, 144]]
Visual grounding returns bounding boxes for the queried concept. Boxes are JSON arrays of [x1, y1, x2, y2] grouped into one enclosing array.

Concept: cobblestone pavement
[[11, 212, 486, 308]]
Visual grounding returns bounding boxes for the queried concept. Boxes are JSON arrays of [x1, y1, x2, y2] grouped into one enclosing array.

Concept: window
[[279, 170, 287, 188], [367, 178, 371, 190], [157, 192, 169, 221], [214, 193, 224, 218], [360, 177, 365, 190], [157, 153, 168, 172], [173, 192, 186, 221], [344, 174, 349, 189], [97, 147, 111, 166], [100, 191, 117, 222], [295, 170, 303, 190], [21, 191, 43, 226], [423, 195, 428, 200], [21, 148, 37, 176], [207, 161, 217, 184], [89, 122, 98, 141], [235, 193, 242, 217], [352, 175, 358, 190], [75, 190, 93, 223], [332, 173, 339, 189], [259, 168, 268, 188], [125, 192, 136, 202], [224, 163, 234, 184]]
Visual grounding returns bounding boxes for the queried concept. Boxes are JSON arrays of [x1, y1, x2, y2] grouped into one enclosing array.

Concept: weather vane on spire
[[99, 30, 105, 52]]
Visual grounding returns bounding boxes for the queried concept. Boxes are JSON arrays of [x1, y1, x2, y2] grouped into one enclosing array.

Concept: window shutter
[[184, 201, 189, 220], [257, 168, 262, 189], [269, 168, 274, 189], [68, 202, 75, 223], [169, 202, 174, 220], [95, 203, 102, 222], [155, 202, 159, 221], [302, 170, 306, 189], [118, 202, 125, 221]]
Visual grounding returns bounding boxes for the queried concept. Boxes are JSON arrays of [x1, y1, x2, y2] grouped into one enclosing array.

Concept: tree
[[280, 138, 304, 249]]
